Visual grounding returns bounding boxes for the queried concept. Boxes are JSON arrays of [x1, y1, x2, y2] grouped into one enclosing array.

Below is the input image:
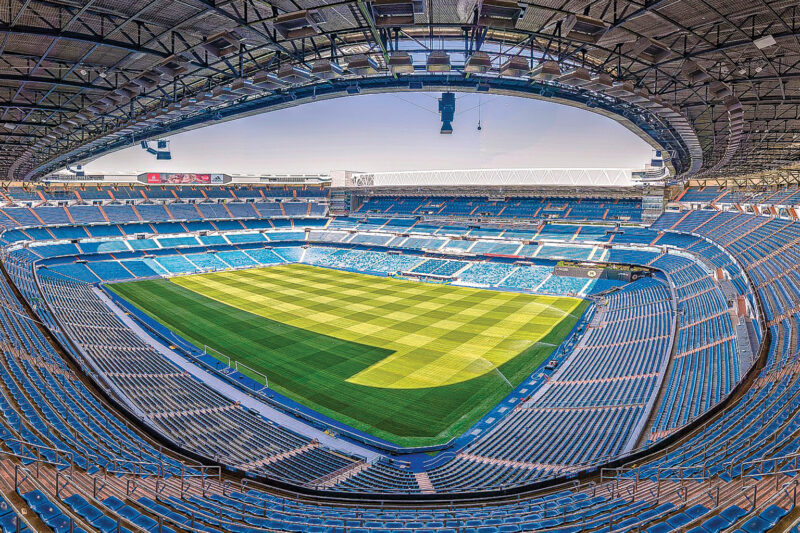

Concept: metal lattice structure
[[1, 0, 799, 184]]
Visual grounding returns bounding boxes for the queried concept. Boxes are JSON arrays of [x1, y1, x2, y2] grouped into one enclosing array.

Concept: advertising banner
[[138, 173, 230, 184]]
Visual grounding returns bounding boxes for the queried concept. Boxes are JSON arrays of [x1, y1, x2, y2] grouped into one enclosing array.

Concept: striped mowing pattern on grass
[[172, 264, 583, 389], [110, 263, 587, 446]]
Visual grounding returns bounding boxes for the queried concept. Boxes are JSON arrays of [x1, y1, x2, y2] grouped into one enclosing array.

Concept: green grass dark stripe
[[109, 274, 587, 447]]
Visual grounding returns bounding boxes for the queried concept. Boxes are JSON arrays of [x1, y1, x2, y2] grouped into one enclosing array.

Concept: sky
[[81, 92, 654, 175]]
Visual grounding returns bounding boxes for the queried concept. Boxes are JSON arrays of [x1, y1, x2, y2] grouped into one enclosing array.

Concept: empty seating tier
[[0, 188, 795, 531]]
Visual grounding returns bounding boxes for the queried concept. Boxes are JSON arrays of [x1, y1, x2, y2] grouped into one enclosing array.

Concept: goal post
[[202, 344, 269, 389], [234, 360, 268, 390], [203, 344, 231, 367]]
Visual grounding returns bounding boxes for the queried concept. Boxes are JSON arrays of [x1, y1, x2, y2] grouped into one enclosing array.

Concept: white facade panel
[[349, 168, 634, 187]]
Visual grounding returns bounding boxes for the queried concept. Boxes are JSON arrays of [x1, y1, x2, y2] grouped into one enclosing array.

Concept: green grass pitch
[[109, 264, 587, 447]]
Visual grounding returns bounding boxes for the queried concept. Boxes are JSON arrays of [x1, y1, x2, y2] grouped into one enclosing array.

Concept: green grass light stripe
[[109, 264, 587, 447]]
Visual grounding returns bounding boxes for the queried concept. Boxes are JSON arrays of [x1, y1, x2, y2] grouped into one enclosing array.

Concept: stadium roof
[[1, 1, 798, 183]]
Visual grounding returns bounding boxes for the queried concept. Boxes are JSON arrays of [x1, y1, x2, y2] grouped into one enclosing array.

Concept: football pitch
[[109, 263, 587, 447]]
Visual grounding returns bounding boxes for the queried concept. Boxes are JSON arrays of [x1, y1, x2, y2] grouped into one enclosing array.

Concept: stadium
[[2, 0, 800, 532]]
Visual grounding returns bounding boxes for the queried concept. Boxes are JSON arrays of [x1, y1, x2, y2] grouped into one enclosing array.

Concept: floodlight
[[347, 55, 380, 75], [273, 10, 324, 39], [369, 0, 424, 26], [529, 61, 561, 81], [427, 51, 451, 72], [388, 52, 415, 74], [311, 61, 344, 79], [202, 31, 239, 58], [498, 56, 528, 77], [464, 52, 492, 74]]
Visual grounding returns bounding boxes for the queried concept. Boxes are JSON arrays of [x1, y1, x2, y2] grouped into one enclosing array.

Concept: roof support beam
[[0, 102, 77, 113], [0, 74, 105, 91], [0, 24, 171, 58]]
